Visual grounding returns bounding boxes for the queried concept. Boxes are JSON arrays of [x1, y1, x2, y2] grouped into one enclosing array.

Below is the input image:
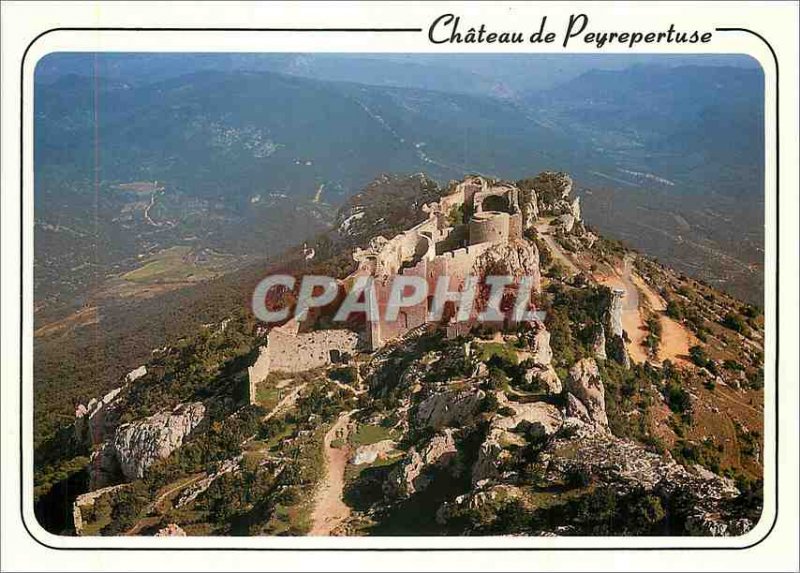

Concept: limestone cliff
[[89, 402, 207, 488]]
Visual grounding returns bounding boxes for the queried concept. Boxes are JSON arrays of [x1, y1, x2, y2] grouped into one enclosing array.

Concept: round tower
[[468, 211, 510, 245]]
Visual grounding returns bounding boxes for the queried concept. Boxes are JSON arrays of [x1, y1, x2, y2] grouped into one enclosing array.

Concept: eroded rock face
[[530, 326, 553, 366], [437, 484, 523, 525], [74, 386, 124, 448], [472, 396, 562, 483], [125, 365, 147, 383], [415, 388, 484, 430], [493, 400, 563, 434], [155, 523, 187, 537], [521, 188, 540, 229], [557, 214, 575, 233], [592, 325, 607, 360], [542, 432, 750, 536], [90, 402, 207, 488], [474, 241, 541, 293], [385, 430, 457, 498], [570, 197, 581, 222], [471, 428, 507, 484], [351, 440, 396, 465], [564, 392, 592, 425], [607, 289, 625, 338], [564, 358, 608, 431], [606, 334, 630, 368], [523, 364, 562, 394]]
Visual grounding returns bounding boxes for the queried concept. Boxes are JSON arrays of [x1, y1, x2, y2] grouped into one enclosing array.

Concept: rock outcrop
[[542, 432, 750, 536], [155, 523, 187, 537], [415, 388, 484, 430], [385, 430, 457, 498], [472, 396, 562, 483], [522, 364, 562, 394], [520, 188, 539, 229], [125, 365, 148, 383], [529, 325, 553, 366], [569, 197, 581, 221], [607, 288, 625, 338], [557, 213, 575, 233], [351, 440, 396, 465], [564, 358, 608, 431], [493, 398, 563, 434], [474, 240, 542, 293], [592, 325, 607, 360], [606, 333, 630, 368], [175, 456, 242, 508], [90, 402, 207, 488], [74, 386, 125, 448], [437, 484, 523, 525]]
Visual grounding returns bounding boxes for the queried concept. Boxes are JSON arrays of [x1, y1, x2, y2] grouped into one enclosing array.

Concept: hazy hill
[[34, 59, 765, 324]]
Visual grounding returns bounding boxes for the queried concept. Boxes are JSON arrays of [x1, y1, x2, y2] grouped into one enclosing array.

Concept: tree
[[688, 345, 708, 368], [665, 299, 684, 320], [722, 311, 748, 335]]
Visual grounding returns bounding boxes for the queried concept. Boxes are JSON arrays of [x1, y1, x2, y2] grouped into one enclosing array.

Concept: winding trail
[[125, 473, 205, 535], [309, 411, 353, 536], [534, 220, 580, 276]]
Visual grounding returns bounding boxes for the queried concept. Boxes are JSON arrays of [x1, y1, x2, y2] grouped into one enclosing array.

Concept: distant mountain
[[34, 67, 579, 311], [35, 52, 759, 96], [527, 64, 764, 196], [34, 60, 765, 322]]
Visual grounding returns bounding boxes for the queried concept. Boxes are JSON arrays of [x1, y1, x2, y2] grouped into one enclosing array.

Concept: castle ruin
[[247, 175, 538, 393], [352, 175, 528, 350]]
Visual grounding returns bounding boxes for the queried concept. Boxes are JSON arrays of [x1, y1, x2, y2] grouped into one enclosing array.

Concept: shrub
[[566, 467, 592, 488], [666, 299, 684, 320], [664, 381, 691, 414], [722, 312, 749, 335], [481, 393, 501, 413], [329, 366, 357, 385], [723, 359, 744, 371], [689, 345, 708, 368]]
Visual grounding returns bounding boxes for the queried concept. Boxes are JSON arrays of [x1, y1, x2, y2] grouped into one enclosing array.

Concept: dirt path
[[309, 411, 353, 536], [714, 386, 763, 416], [263, 383, 306, 422], [597, 257, 649, 364], [125, 473, 206, 535], [596, 255, 696, 365], [534, 220, 581, 276], [153, 474, 206, 513], [627, 264, 696, 364]]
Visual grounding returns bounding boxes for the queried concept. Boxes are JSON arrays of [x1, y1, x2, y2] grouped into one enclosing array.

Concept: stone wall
[[89, 402, 207, 488], [247, 346, 271, 404], [248, 320, 362, 389], [72, 483, 130, 535], [267, 325, 361, 373], [350, 175, 540, 350]]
